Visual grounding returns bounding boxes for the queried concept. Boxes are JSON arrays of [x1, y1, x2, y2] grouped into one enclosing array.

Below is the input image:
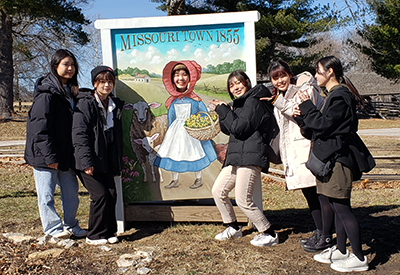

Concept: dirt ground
[[1, 166, 400, 274]]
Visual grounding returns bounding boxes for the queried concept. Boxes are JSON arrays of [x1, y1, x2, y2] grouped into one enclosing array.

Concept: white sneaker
[[314, 246, 349, 264], [52, 231, 70, 239], [86, 237, 108, 245], [215, 226, 242, 241], [330, 253, 368, 272], [108, 236, 119, 244], [250, 232, 279, 247]]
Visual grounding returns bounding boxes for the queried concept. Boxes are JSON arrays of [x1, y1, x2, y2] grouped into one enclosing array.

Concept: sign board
[[95, 11, 260, 231]]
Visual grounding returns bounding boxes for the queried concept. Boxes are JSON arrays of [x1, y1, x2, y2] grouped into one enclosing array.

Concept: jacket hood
[[295, 71, 317, 87], [77, 88, 95, 100], [34, 74, 64, 98], [284, 72, 321, 99]]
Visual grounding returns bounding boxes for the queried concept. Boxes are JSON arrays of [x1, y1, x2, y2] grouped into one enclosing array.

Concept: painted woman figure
[[154, 60, 217, 189]]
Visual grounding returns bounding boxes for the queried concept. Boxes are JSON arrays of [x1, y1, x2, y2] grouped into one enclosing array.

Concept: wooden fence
[[13, 101, 32, 113]]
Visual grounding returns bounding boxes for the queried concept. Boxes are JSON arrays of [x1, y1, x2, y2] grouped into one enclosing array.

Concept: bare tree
[[71, 16, 103, 87], [0, 0, 90, 118], [301, 29, 371, 74], [327, 0, 373, 29]]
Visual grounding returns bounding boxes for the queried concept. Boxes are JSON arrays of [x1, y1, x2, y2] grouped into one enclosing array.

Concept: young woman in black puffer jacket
[[208, 70, 278, 247], [25, 49, 85, 239]]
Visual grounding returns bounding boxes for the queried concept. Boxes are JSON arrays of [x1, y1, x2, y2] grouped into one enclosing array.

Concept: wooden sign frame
[[95, 11, 260, 232]]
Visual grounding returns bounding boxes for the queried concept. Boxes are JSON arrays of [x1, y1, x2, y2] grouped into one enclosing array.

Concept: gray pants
[[212, 165, 271, 232]]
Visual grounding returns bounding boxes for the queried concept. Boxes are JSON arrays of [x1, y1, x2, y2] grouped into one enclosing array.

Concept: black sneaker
[[302, 234, 333, 253], [299, 230, 321, 246]]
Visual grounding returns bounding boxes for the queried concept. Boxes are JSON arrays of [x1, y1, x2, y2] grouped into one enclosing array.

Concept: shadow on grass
[[0, 190, 89, 199], [122, 221, 171, 241], [0, 190, 38, 198], [0, 117, 27, 123], [122, 204, 400, 271], [267, 205, 400, 270]]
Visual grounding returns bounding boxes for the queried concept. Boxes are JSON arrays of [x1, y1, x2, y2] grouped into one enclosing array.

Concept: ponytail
[[342, 76, 364, 108]]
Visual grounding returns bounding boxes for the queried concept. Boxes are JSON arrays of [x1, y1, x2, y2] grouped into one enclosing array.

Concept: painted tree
[[355, 0, 400, 82], [0, 0, 90, 118]]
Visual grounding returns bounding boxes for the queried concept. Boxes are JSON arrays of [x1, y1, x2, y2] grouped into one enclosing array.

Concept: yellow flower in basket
[[184, 111, 221, 140]]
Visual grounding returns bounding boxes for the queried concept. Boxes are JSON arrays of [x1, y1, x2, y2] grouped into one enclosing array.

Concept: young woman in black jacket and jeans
[[295, 56, 372, 272], [25, 49, 85, 239], [209, 70, 278, 247], [72, 66, 124, 245]]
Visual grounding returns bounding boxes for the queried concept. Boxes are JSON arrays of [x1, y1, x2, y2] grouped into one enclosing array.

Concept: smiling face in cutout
[[173, 69, 190, 93]]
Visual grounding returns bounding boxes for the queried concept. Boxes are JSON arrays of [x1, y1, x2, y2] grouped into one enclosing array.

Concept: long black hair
[[316, 56, 363, 107], [49, 49, 79, 96], [227, 70, 252, 100]]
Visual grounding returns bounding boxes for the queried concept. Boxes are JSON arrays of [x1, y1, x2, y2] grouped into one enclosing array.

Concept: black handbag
[[306, 149, 338, 178], [306, 135, 343, 178]]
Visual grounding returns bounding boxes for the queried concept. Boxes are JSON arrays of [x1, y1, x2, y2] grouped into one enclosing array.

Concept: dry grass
[[358, 118, 400, 129], [0, 119, 27, 141]]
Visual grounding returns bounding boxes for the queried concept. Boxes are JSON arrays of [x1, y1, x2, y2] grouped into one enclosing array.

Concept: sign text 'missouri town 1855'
[[120, 28, 241, 51]]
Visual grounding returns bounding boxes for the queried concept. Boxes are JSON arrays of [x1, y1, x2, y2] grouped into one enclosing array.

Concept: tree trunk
[[0, 10, 14, 118], [167, 0, 185, 16]]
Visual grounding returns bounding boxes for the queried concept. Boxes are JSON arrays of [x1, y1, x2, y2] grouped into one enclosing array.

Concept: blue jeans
[[33, 167, 80, 236]]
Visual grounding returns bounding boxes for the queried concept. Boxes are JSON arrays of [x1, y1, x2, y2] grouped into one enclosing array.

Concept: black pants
[[78, 171, 117, 240]]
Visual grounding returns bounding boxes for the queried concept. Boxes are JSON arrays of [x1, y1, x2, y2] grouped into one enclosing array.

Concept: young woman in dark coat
[[72, 66, 124, 245], [294, 56, 373, 272], [208, 70, 278, 247], [24, 49, 86, 239]]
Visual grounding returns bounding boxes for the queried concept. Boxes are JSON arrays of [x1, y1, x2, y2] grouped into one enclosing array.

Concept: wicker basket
[[184, 111, 221, 141]]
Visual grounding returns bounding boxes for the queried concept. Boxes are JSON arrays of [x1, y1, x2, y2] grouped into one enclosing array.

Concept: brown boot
[[189, 178, 203, 189], [165, 180, 179, 189]]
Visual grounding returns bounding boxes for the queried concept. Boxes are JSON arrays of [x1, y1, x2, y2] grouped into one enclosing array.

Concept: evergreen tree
[[151, 0, 337, 76], [356, 0, 400, 82], [0, 0, 90, 117]]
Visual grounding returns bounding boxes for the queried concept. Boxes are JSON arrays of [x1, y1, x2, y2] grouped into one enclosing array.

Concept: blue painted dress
[[154, 97, 217, 172]]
